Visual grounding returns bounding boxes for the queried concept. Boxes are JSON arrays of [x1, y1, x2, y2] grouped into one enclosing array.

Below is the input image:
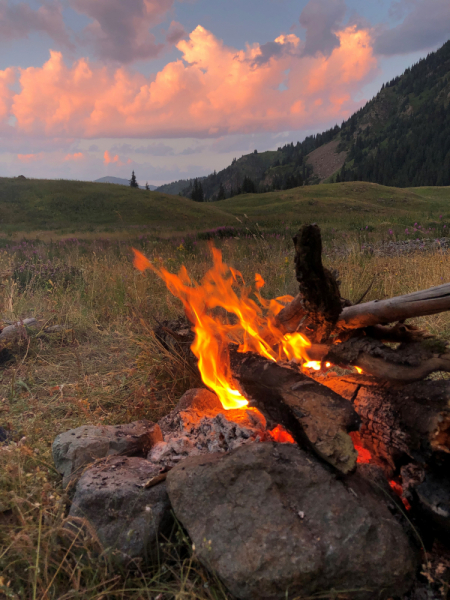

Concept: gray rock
[[53, 420, 163, 488], [0, 318, 38, 340], [67, 456, 171, 566], [167, 442, 418, 600]]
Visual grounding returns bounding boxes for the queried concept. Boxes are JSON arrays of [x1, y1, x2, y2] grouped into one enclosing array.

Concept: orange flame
[[132, 247, 316, 409]]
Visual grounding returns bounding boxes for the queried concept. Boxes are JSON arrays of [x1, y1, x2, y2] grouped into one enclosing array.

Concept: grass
[[2, 177, 450, 242], [0, 203, 450, 596]]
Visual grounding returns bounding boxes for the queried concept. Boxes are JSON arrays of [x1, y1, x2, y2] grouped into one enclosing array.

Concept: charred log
[[229, 349, 360, 475], [292, 225, 343, 342], [323, 336, 450, 382], [311, 376, 450, 473]]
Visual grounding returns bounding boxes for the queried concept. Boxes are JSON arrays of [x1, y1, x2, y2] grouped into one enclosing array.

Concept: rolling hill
[[1, 177, 450, 239]]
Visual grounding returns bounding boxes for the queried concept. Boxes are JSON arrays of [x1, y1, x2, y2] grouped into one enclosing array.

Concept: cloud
[[17, 152, 44, 163], [64, 152, 84, 161], [0, 1, 72, 48], [299, 0, 347, 56], [374, 0, 450, 56], [70, 0, 174, 62], [89, 144, 99, 152], [166, 20, 186, 45], [11, 24, 377, 139]]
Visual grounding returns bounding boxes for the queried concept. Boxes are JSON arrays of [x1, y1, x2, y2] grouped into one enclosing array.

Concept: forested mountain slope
[[157, 39, 450, 199]]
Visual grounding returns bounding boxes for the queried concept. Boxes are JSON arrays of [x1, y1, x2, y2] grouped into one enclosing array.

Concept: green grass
[[0, 178, 234, 236], [1, 178, 450, 241]]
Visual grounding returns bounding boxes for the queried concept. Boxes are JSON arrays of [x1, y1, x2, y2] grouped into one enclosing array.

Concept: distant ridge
[[94, 176, 157, 190], [158, 39, 450, 198]]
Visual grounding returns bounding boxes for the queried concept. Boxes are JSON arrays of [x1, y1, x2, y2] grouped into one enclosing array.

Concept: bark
[[337, 283, 450, 331], [309, 375, 450, 475], [292, 225, 343, 342], [229, 349, 360, 475], [323, 336, 450, 382]]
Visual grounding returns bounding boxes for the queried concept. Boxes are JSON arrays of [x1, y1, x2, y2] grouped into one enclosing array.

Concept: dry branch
[[337, 283, 450, 330]]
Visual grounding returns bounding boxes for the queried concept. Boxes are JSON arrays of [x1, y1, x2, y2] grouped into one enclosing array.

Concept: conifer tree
[[191, 178, 204, 202], [130, 171, 139, 188], [217, 182, 226, 200]]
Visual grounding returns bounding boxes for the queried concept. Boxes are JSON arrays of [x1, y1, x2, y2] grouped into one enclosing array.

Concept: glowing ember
[[389, 480, 412, 511], [268, 425, 295, 444], [303, 361, 322, 371], [355, 366, 363, 374], [349, 432, 372, 464], [132, 246, 314, 409]]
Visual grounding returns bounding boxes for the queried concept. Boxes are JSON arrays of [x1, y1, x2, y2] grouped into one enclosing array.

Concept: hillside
[[2, 178, 450, 239], [158, 39, 450, 199], [0, 177, 233, 234], [330, 39, 450, 187]]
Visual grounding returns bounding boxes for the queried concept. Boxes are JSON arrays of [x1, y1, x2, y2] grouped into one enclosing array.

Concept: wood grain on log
[[337, 283, 450, 330], [308, 375, 450, 475], [229, 349, 359, 474]]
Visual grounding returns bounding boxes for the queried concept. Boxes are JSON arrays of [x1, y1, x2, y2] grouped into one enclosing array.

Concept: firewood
[[310, 375, 450, 473], [323, 336, 450, 382], [338, 282, 450, 331], [229, 349, 359, 474], [291, 224, 343, 343]]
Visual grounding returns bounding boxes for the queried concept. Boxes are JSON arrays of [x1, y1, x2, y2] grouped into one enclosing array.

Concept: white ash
[[148, 400, 268, 469]]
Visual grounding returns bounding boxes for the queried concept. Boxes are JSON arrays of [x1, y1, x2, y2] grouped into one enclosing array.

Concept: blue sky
[[0, 0, 448, 185]]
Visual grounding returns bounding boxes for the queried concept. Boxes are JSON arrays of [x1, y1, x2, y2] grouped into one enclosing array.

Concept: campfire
[[54, 224, 450, 599]]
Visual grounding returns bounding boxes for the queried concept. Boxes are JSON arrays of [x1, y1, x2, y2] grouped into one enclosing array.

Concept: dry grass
[[0, 233, 449, 599]]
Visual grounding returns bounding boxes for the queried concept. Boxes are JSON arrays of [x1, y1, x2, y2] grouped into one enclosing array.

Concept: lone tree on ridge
[[130, 171, 139, 188]]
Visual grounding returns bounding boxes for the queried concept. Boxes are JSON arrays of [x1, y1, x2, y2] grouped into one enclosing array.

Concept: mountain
[[159, 39, 450, 199], [94, 176, 157, 190]]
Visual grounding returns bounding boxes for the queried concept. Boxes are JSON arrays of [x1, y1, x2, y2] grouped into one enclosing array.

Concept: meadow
[[1, 181, 450, 598]]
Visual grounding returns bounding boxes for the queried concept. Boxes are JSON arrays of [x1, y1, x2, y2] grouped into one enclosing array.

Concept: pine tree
[[242, 176, 256, 194], [217, 182, 226, 200], [191, 179, 204, 202], [129, 171, 139, 188]]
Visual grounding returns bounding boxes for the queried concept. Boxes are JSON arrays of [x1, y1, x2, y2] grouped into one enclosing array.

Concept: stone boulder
[[167, 442, 418, 600], [67, 456, 171, 566], [53, 420, 163, 488]]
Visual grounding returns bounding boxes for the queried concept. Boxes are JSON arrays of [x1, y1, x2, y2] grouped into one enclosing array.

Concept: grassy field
[[1, 177, 450, 242], [0, 178, 450, 598]]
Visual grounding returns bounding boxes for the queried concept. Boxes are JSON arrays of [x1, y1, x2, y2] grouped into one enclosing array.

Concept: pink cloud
[[11, 24, 378, 139], [17, 152, 44, 162], [64, 152, 84, 161]]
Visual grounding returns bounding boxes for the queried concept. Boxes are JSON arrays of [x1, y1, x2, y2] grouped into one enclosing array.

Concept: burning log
[[229, 349, 359, 474]]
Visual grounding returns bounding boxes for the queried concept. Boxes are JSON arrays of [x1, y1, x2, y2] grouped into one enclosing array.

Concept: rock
[[53, 420, 163, 488], [0, 318, 38, 340], [67, 456, 171, 566], [0, 427, 12, 444], [44, 324, 66, 333], [167, 442, 418, 600], [150, 388, 268, 468]]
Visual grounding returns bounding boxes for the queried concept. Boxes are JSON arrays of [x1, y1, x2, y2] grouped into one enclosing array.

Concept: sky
[[0, 0, 449, 186]]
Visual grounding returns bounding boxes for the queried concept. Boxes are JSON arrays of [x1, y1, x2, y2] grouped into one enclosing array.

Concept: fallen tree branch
[[337, 283, 450, 331]]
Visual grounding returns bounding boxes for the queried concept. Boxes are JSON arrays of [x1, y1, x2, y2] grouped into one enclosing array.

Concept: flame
[[355, 366, 363, 374], [132, 246, 315, 409]]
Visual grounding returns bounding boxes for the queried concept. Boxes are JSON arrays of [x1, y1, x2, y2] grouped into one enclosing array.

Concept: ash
[[148, 388, 268, 468]]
